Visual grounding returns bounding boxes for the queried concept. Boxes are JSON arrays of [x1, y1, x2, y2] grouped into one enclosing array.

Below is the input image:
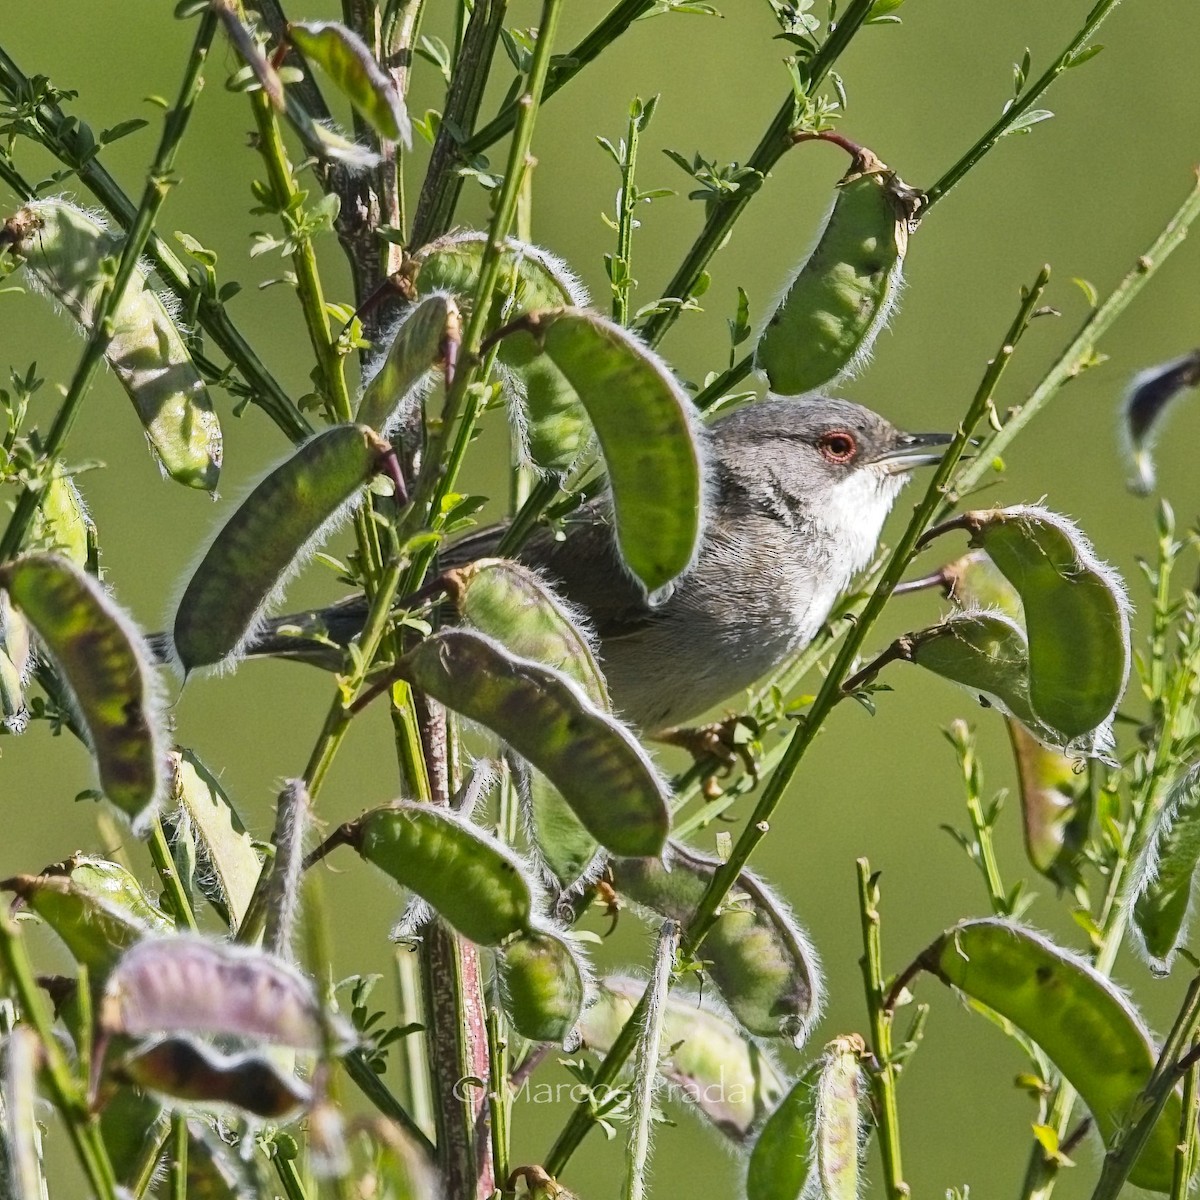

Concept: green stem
[[0, 15, 218, 562], [0, 45, 311, 444], [410, 0, 509, 247], [148, 817, 200, 932], [169, 1114, 188, 1200], [1172, 1044, 1200, 1200], [924, 0, 1124, 211], [273, 1150, 311, 1200], [487, 1004, 512, 1190], [694, 353, 754, 413], [0, 909, 119, 1200], [638, 0, 877, 350], [342, 1045, 437, 1156], [611, 103, 645, 326], [465, 0, 656, 156], [858, 860, 909, 1199]]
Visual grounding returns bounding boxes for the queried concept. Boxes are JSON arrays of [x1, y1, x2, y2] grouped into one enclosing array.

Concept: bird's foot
[[654, 715, 761, 797]]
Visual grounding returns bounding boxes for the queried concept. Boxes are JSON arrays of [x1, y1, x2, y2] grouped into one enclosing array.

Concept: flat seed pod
[[512, 350, 592, 474], [0, 553, 165, 828], [170, 749, 262, 932], [941, 549, 1023, 620], [287, 21, 410, 145], [351, 801, 535, 946], [1131, 762, 1200, 972], [939, 506, 1131, 742], [611, 843, 821, 1044], [2, 199, 222, 490], [447, 557, 609, 885], [919, 919, 1179, 1192], [496, 924, 589, 1044], [0, 596, 29, 734], [119, 1036, 311, 1120], [755, 141, 921, 395], [521, 308, 704, 598], [397, 629, 669, 859], [1120, 349, 1200, 494], [580, 977, 786, 1140], [1007, 718, 1086, 881], [814, 1036, 866, 1200], [744, 1062, 820, 1200], [100, 935, 344, 1050], [172, 423, 387, 673], [2, 861, 171, 974], [357, 293, 459, 434]]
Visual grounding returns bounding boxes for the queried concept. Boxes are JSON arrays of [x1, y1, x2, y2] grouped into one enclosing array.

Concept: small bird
[[251, 397, 951, 732]]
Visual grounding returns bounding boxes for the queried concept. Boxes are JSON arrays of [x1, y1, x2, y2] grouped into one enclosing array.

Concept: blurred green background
[[3, 1, 1200, 1195]]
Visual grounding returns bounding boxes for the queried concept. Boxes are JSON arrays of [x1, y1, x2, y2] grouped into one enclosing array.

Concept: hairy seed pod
[[170, 748, 262, 933], [31, 473, 97, 568], [612, 843, 821, 1045], [755, 140, 921, 395], [1131, 762, 1200, 973], [172, 423, 388, 673], [397, 629, 669, 859], [350, 801, 536, 946], [2, 1027, 47, 1200], [357, 292, 459, 435], [2, 859, 171, 974], [744, 1061, 821, 1200], [2, 199, 222, 490], [813, 1035, 866, 1200], [101, 935, 349, 1050], [0, 553, 165, 829], [920, 919, 1179, 1192], [119, 1036, 311, 1120], [264, 780, 311, 958], [496, 924, 589, 1044], [287, 21, 410, 145], [581, 977, 786, 1140], [0, 594, 30, 735]]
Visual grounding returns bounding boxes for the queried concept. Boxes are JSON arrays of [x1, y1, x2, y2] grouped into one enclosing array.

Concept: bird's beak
[[874, 431, 955, 474]]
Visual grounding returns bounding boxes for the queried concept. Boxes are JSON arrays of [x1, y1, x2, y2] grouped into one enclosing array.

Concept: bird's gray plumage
[[241, 397, 949, 731]]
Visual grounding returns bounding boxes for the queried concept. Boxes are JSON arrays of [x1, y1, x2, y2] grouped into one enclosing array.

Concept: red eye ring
[[818, 430, 858, 464]]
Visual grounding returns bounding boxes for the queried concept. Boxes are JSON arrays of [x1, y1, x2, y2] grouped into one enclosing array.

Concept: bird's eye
[[817, 430, 858, 464]]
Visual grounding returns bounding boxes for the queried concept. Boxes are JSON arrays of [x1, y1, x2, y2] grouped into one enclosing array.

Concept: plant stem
[[0, 45, 311, 444], [148, 817, 200, 932], [638, 0, 877, 350], [487, 1003, 512, 1191], [0, 14, 218, 561], [1172, 1043, 1200, 1200], [341, 1045, 437, 1156], [465, 0, 656, 156], [0, 909, 119, 1200], [611, 103, 645, 326], [169, 1114, 188, 1200], [624, 920, 678, 1200], [857, 860, 909, 1199], [410, 0, 509, 247], [924, 0, 1124, 212]]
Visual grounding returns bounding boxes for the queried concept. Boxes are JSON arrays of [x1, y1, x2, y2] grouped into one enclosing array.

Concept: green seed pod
[[119, 1036, 311, 1120], [101, 935, 347, 1050], [357, 292, 459, 434], [919, 918, 1180, 1192], [1120, 349, 1200, 494], [813, 1035, 866, 1200], [1, 859, 172, 974], [447, 557, 609, 886], [580, 977, 786, 1140], [2, 199, 222, 490], [405, 233, 590, 472], [755, 140, 921, 395], [31, 473, 97, 568], [350, 801, 536, 946], [611, 843, 822, 1044], [496, 924, 590, 1044], [0, 553, 165, 829], [287, 21, 410, 145], [264, 779, 310, 958], [0, 595, 29, 735], [941, 549, 1023, 620], [1007, 718, 1087, 883], [397, 629, 669, 859], [744, 1062, 820, 1200], [172, 423, 388, 673], [927, 505, 1131, 747], [516, 308, 704, 598], [1131, 762, 1200, 973], [170, 748, 262, 933]]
